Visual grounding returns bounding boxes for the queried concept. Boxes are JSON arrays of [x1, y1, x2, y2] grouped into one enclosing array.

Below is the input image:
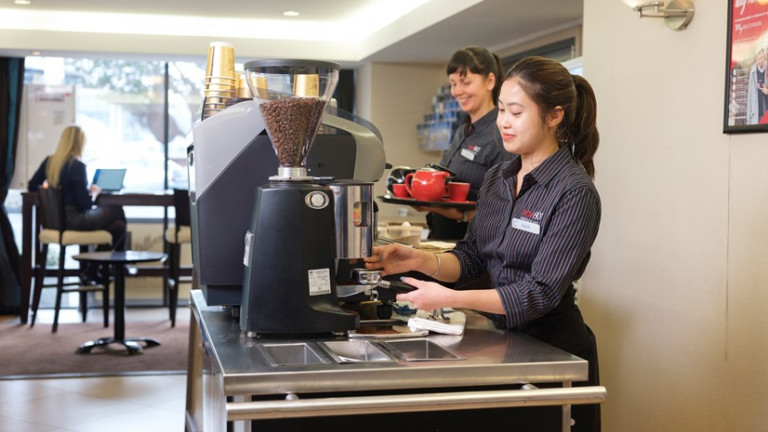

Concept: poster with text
[[724, 0, 768, 133]]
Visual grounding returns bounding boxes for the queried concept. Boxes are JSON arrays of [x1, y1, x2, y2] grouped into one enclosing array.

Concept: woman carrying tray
[[416, 46, 513, 240]]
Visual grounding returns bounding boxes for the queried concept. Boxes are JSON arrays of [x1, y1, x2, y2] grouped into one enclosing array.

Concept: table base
[[76, 336, 161, 355]]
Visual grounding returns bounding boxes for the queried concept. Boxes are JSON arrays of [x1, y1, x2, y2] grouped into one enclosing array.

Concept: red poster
[[725, 0, 768, 132]]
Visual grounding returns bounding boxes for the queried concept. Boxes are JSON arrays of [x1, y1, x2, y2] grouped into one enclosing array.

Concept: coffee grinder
[[239, 59, 359, 336]]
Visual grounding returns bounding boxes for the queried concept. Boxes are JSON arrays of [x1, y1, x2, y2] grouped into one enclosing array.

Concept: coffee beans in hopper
[[260, 98, 327, 167]]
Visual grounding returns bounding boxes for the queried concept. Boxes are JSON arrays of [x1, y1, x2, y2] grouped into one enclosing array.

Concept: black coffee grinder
[[239, 59, 358, 336]]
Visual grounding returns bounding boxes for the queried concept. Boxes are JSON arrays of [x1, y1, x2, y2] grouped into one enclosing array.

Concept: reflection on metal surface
[[382, 338, 464, 361], [319, 340, 394, 363], [258, 343, 330, 367], [226, 386, 607, 421]]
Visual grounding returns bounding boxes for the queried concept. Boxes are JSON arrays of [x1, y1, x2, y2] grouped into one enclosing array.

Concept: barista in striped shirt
[[366, 56, 601, 432]]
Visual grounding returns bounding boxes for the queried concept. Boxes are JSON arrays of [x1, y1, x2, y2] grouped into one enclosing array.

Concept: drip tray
[[258, 343, 330, 366], [319, 340, 395, 363], [382, 339, 465, 361]]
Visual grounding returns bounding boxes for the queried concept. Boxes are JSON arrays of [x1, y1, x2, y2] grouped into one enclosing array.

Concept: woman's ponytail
[[568, 75, 599, 178]]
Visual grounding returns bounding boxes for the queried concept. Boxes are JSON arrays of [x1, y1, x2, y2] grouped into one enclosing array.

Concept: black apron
[[488, 286, 601, 432]]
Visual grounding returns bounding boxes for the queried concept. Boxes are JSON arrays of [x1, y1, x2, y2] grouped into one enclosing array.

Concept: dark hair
[[504, 56, 599, 178], [446, 46, 504, 104]]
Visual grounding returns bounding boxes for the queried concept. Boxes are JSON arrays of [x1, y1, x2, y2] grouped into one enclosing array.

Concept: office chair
[[30, 187, 112, 333], [164, 188, 192, 327]]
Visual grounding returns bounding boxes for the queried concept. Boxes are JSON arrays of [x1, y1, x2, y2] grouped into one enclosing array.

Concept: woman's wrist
[[422, 251, 440, 277], [429, 253, 441, 277]]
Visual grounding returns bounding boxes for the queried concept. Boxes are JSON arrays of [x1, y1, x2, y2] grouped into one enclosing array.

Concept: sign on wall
[[9, 84, 76, 189]]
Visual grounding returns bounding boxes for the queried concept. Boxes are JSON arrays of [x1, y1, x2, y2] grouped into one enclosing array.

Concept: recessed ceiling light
[[31, 51, 41, 55], [14, 0, 32, 5], [283, 11, 299, 17]]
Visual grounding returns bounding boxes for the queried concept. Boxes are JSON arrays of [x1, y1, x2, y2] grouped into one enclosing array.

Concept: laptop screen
[[92, 168, 126, 192]]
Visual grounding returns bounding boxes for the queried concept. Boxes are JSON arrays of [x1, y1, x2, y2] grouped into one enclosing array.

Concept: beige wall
[[582, 0, 767, 430], [357, 62, 447, 223]]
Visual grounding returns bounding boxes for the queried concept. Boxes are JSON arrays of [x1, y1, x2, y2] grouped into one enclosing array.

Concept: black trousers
[[64, 205, 127, 251], [518, 302, 601, 432]]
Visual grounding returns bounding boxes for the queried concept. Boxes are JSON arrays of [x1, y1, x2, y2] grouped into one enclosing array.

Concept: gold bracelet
[[430, 253, 441, 277]]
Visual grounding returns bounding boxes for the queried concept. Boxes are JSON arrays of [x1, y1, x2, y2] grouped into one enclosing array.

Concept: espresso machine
[[187, 59, 388, 335]]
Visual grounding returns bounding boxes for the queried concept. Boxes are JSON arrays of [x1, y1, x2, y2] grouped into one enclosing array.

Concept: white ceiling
[[0, 0, 583, 66]]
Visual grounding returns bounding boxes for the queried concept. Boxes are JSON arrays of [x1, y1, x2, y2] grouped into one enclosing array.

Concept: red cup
[[447, 182, 470, 202], [392, 183, 409, 198]]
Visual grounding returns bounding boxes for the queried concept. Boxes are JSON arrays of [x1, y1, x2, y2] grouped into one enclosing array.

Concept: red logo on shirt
[[522, 209, 543, 221]]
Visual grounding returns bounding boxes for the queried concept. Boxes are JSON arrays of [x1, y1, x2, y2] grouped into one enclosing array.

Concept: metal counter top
[[190, 290, 589, 398]]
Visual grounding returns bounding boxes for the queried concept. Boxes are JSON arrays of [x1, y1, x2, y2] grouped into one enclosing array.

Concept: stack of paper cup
[[202, 41, 236, 119], [235, 71, 253, 99]]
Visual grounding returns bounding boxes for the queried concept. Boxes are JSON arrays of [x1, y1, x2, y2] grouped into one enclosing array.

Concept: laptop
[[92, 168, 127, 192]]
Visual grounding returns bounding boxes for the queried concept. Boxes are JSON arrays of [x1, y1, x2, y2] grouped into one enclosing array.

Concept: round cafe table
[[73, 251, 167, 355]]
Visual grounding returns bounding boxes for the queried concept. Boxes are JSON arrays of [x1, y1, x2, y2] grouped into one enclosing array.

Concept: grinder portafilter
[[243, 59, 339, 180]]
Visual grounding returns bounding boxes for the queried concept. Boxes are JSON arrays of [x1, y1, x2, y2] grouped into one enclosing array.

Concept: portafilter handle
[[352, 269, 381, 285], [351, 269, 418, 293]]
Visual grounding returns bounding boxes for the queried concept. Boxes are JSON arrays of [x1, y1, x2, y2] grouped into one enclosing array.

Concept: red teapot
[[405, 168, 450, 201]]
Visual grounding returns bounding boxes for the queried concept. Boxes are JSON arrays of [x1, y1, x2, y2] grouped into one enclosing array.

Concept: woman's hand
[[90, 184, 102, 200], [364, 243, 427, 276], [395, 276, 453, 311]]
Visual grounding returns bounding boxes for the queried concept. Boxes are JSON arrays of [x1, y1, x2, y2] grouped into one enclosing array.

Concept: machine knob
[[306, 191, 329, 209]]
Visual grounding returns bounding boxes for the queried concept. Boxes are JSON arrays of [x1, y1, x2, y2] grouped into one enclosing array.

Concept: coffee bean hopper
[[239, 59, 365, 336]]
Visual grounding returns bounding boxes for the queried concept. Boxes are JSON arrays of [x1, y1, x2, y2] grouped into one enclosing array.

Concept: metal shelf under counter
[[184, 290, 605, 432]]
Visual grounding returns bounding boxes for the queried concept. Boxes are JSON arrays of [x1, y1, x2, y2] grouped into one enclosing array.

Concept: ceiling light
[[31, 51, 40, 55], [14, 0, 32, 5], [283, 11, 299, 17]]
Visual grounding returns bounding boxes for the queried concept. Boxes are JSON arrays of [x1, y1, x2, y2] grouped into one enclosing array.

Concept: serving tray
[[378, 195, 476, 209]]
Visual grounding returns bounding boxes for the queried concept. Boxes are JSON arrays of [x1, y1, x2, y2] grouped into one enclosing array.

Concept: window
[[501, 38, 577, 72], [22, 56, 205, 218], [15, 56, 352, 220]]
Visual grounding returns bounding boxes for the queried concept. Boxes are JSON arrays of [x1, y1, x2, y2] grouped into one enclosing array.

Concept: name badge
[[512, 218, 540, 235], [460, 148, 476, 161]]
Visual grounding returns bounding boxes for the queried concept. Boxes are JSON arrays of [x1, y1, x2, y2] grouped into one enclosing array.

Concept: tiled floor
[[0, 307, 188, 432]]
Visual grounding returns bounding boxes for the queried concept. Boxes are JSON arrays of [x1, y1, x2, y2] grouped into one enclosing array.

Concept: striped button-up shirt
[[439, 108, 514, 201], [451, 145, 601, 330]]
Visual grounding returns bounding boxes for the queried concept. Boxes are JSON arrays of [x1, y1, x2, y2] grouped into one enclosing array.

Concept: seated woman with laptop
[[28, 125, 127, 284]]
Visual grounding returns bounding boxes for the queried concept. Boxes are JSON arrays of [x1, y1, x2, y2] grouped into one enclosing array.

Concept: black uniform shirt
[[439, 107, 513, 201], [451, 145, 601, 329]]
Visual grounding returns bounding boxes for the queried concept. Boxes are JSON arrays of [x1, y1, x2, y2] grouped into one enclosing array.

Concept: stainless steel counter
[[185, 290, 605, 432]]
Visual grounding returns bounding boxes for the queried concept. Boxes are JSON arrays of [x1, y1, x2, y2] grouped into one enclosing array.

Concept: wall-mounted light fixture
[[630, 0, 695, 31]]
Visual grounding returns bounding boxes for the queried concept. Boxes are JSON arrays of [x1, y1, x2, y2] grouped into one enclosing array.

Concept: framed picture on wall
[[724, 0, 768, 133]]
